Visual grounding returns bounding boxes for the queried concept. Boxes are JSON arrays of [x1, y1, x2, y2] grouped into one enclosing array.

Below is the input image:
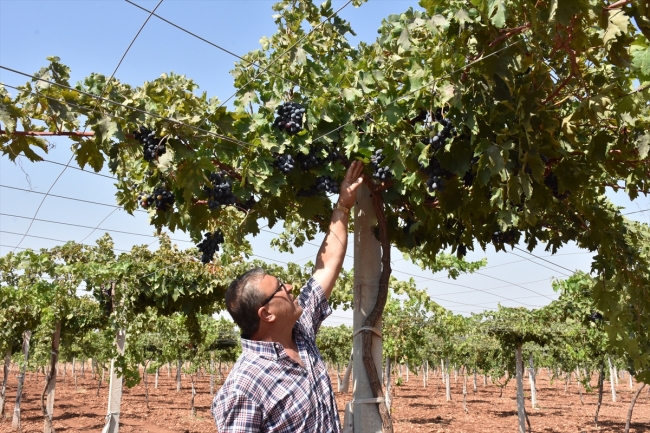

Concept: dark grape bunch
[[241, 195, 256, 211], [139, 187, 175, 211], [544, 172, 569, 199], [197, 230, 225, 264], [297, 175, 340, 197], [100, 284, 112, 317], [457, 244, 468, 258], [296, 147, 324, 170], [402, 218, 415, 234], [425, 158, 449, 193], [315, 175, 339, 194], [422, 116, 456, 152], [492, 229, 520, 245], [144, 344, 162, 358], [463, 157, 480, 187], [274, 154, 295, 174], [205, 171, 236, 209], [272, 102, 306, 135], [589, 311, 604, 322], [133, 126, 166, 162], [371, 149, 392, 180]]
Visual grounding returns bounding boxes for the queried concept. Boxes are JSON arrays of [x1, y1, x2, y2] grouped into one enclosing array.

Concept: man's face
[[257, 274, 302, 324]]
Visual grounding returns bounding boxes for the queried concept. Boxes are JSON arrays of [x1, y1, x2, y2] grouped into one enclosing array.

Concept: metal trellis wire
[[8, 1, 164, 252]]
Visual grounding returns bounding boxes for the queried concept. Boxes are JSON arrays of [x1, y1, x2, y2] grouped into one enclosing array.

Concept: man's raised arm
[[312, 161, 364, 299]]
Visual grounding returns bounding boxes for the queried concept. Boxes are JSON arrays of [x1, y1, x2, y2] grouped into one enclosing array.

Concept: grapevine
[[422, 114, 456, 152], [424, 157, 451, 193], [100, 284, 112, 317], [204, 171, 236, 209], [274, 153, 295, 174], [133, 126, 166, 162], [297, 175, 340, 197], [371, 149, 392, 180], [296, 147, 325, 170], [492, 229, 520, 246], [138, 187, 175, 211], [272, 102, 306, 135], [197, 230, 225, 264]]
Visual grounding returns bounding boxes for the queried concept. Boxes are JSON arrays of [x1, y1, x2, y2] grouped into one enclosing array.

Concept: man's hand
[[337, 161, 364, 209], [313, 161, 364, 298]]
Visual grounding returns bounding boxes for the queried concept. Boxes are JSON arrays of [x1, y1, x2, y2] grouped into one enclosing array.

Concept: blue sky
[[1, 0, 649, 326]]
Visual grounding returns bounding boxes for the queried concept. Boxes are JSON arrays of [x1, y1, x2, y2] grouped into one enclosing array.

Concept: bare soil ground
[[1, 367, 648, 432]]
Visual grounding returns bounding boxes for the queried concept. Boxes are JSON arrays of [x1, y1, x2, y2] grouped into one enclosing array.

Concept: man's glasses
[[259, 280, 288, 307]]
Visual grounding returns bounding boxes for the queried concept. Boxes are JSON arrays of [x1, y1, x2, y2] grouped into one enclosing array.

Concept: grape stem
[[488, 23, 531, 48]]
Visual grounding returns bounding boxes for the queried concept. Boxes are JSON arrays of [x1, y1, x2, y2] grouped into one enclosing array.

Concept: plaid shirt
[[212, 277, 340, 432]]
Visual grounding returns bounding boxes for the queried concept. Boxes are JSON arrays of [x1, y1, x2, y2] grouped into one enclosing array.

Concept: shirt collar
[[241, 325, 306, 361], [240, 337, 286, 360]]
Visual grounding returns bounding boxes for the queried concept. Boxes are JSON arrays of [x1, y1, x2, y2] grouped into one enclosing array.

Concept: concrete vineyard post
[[473, 369, 477, 393], [0, 348, 10, 417], [176, 359, 182, 392], [445, 358, 451, 402], [515, 344, 526, 433], [440, 359, 445, 385], [341, 350, 353, 394], [103, 329, 126, 433], [528, 353, 538, 409], [210, 353, 215, 395], [12, 330, 32, 432], [352, 183, 384, 433], [607, 356, 617, 402], [384, 358, 391, 412], [422, 362, 427, 388]]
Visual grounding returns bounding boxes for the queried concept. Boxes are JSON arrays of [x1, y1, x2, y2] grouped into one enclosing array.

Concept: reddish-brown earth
[[1, 367, 648, 432]]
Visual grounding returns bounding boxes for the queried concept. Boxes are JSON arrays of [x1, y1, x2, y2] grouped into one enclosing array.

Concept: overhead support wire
[[0, 232, 130, 253], [473, 271, 555, 301], [0, 184, 146, 213], [0, 212, 189, 242], [391, 268, 542, 308], [0, 67, 254, 149], [215, 0, 356, 110], [124, 0, 313, 93], [7, 1, 164, 252]]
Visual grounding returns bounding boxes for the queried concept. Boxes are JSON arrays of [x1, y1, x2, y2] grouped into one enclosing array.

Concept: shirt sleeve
[[297, 277, 332, 338], [212, 391, 263, 432]]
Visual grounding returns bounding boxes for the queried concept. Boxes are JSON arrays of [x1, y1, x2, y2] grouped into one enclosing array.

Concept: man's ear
[[258, 306, 275, 324]]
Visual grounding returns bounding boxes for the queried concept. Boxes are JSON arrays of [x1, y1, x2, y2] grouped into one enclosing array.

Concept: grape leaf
[[602, 10, 630, 50], [631, 46, 650, 78], [636, 132, 650, 159], [488, 0, 506, 28]]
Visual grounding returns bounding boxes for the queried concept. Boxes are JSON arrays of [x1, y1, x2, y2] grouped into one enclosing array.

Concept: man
[[211, 161, 364, 432]]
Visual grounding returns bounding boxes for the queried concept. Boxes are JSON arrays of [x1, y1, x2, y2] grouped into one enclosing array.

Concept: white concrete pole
[[341, 350, 353, 393], [12, 330, 32, 431], [515, 345, 526, 433], [473, 369, 477, 393], [103, 329, 126, 433], [0, 348, 11, 417], [607, 357, 617, 402], [528, 353, 538, 409], [353, 183, 384, 433], [444, 358, 451, 402]]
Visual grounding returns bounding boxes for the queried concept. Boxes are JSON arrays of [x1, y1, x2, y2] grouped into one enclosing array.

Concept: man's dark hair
[[225, 267, 267, 339]]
